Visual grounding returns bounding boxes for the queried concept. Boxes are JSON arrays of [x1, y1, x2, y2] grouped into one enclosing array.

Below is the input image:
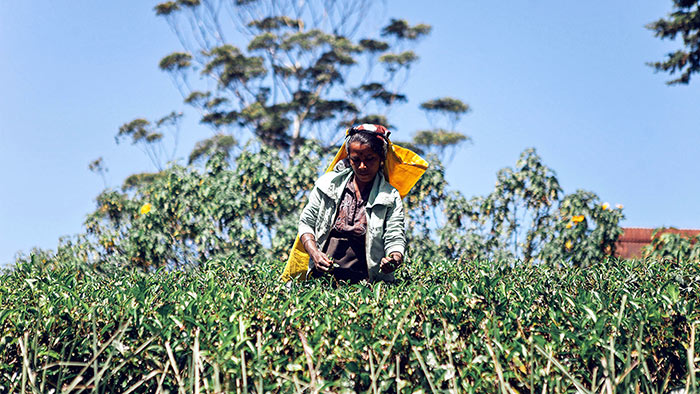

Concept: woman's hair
[[345, 131, 387, 160]]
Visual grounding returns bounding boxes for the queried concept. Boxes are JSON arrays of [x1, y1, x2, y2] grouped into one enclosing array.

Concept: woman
[[297, 124, 405, 283]]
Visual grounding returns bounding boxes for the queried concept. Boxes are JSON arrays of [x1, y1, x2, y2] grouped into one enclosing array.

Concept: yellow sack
[[280, 138, 428, 281]]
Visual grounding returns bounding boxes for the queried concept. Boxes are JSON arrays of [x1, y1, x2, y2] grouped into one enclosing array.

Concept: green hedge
[[1, 256, 698, 393]]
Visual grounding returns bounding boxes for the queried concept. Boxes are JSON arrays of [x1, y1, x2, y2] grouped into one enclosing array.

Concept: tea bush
[[1, 255, 698, 393]]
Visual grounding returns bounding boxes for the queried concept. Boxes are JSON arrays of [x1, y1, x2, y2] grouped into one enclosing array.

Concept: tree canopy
[[647, 0, 700, 84], [144, 0, 468, 159]]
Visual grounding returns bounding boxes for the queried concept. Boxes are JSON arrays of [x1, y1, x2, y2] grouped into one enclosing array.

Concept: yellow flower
[[565, 222, 573, 229], [616, 203, 624, 210], [571, 215, 584, 223], [140, 203, 152, 215], [565, 240, 573, 250], [602, 202, 610, 210]]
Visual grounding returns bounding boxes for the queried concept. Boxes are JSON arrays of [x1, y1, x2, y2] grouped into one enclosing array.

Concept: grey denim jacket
[[297, 166, 406, 282]]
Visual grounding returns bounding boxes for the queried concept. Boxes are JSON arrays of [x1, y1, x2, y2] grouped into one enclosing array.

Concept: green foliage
[[378, 51, 419, 71], [407, 148, 624, 267], [420, 97, 470, 115], [352, 83, 407, 106], [154, 1, 179, 16], [381, 18, 432, 40], [2, 256, 698, 392], [87, 157, 106, 175], [248, 16, 303, 31], [404, 154, 447, 232], [122, 171, 164, 192], [116, 112, 183, 170], [202, 45, 267, 88], [88, 157, 108, 188], [188, 134, 236, 164], [83, 140, 323, 270], [117, 118, 152, 143], [647, 0, 700, 84], [643, 228, 700, 262], [359, 38, 390, 53], [413, 129, 470, 149], [472, 148, 562, 263], [541, 191, 624, 266], [158, 51, 193, 71], [413, 97, 471, 160]]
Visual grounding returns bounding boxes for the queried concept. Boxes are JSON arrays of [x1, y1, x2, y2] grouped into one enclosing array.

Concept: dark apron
[[315, 229, 368, 282]]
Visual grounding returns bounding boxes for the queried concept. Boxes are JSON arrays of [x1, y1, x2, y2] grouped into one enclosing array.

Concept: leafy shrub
[[643, 228, 700, 263], [82, 141, 323, 269], [413, 148, 625, 267], [1, 256, 698, 392]]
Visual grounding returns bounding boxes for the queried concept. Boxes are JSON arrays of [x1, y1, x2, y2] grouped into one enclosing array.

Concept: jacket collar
[[316, 168, 395, 208]]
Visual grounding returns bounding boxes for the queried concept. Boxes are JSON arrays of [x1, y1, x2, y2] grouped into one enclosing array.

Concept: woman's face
[[348, 141, 381, 185]]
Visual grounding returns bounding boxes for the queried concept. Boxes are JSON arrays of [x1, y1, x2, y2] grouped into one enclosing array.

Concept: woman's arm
[[298, 186, 322, 237], [383, 193, 406, 257], [298, 186, 332, 272], [381, 192, 406, 273]]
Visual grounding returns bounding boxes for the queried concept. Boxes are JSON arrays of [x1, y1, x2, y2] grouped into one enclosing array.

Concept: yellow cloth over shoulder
[[280, 125, 428, 281]]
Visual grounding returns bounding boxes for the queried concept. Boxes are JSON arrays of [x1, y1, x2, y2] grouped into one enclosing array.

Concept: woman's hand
[[380, 252, 403, 274], [311, 250, 333, 272], [301, 233, 332, 273]]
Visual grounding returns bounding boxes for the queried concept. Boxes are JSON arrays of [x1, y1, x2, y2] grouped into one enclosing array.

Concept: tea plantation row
[[1, 256, 698, 393]]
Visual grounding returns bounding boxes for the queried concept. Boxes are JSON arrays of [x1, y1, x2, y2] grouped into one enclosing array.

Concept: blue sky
[[1, 1, 698, 265]]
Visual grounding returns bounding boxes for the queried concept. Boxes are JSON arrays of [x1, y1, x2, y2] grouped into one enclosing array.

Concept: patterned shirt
[[332, 176, 370, 236]]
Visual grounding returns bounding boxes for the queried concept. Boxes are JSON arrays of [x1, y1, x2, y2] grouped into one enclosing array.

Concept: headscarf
[[329, 124, 428, 198]]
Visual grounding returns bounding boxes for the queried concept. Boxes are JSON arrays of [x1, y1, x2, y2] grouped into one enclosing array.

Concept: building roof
[[615, 227, 700, 259]]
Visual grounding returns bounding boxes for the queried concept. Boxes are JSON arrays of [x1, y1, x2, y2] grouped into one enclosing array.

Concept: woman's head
[[345, 124, 389, 159], [345, 125, 389, 185]]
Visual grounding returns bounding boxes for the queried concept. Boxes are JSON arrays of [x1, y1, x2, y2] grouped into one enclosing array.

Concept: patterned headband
[[347, 124, 391, 145]]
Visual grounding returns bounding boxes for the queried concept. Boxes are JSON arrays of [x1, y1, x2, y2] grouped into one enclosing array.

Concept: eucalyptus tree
[[147, 0, 469, 160], [413, 97, 471, 159]]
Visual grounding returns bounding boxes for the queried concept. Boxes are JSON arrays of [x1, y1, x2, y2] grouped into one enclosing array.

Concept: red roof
[[615, 227, 700, 259]]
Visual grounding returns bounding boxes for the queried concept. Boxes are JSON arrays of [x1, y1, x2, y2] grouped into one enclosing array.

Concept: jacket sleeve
[[298, 185, 322, 237], [383, 191, 406, 256]]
